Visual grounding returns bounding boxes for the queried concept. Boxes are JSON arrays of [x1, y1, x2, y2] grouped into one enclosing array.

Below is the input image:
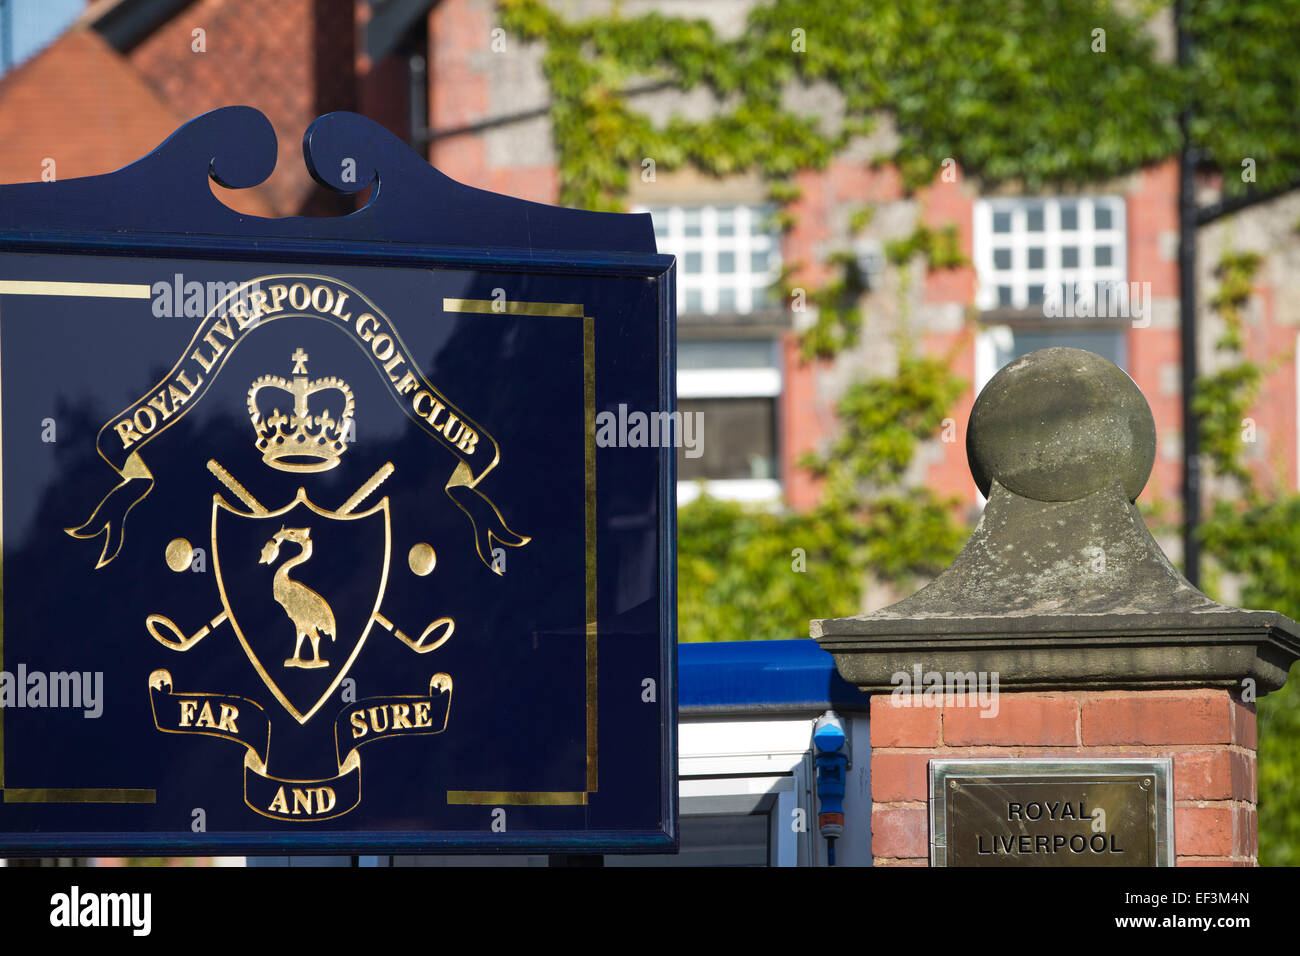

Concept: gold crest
[[247, 347, 354, 472]]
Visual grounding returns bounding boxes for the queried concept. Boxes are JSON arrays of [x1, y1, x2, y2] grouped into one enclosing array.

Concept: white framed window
[[642, 205, 786, 504], [973, 195, 1131, 404], [972, 197, 1132, 508], [976, 325, 1130, 392], [973, 196, 1126, 312], [677, 339, 781, 505], [641, 204, 781, 315]]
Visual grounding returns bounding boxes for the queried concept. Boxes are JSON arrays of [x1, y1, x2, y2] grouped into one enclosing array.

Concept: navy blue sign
[[0, 108, 676, 854]]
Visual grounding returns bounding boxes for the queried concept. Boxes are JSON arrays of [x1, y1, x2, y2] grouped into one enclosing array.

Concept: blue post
[[813, 711, 848, 866]]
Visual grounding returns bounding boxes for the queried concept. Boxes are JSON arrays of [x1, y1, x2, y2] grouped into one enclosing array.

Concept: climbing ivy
[[495, 0, 1291, 640], [500, 0, 1300, 207], [496, 0, 1300, 554], [1193, 249, 1300, 865], [1192, 250, 1264, 488], [1185, 0, 1300, 198], [499, 0, 1188, 208], [676, 346, 969, 643], [794, 224, 964, 361]]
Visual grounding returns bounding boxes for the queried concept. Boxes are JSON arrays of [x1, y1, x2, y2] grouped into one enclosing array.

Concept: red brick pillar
[[869, 689, 1257, 866], [814, 348, 1299, 869]]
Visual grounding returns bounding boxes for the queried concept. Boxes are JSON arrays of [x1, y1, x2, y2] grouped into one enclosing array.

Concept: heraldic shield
[[213, 489, 391, 724]]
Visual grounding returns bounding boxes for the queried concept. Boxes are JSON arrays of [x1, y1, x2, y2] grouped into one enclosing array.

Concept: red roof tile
[[0, 28, 275, 217]]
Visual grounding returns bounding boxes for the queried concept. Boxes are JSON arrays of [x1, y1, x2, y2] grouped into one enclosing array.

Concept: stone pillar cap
[[813, 347, 1300, 695], [967, 347, 1156, 502]]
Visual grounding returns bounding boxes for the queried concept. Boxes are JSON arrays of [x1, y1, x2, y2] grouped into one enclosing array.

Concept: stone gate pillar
[[813, 348, 1300, 866]]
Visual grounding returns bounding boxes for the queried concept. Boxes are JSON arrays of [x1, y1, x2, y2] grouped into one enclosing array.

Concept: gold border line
[[0, 281, 151, 298], [446, 791, 588, 806], [440, 297, 597, 805], [584, 314, 597, 793], [0, 282, 157, 803], [3, 789, 156, 804], [443, 298, 584, 318], [0, 288, 594, 811]]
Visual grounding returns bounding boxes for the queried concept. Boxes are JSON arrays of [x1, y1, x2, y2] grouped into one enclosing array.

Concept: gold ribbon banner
[[67, 274, 527, 571], [148, 669, 270, 766], [150, 670, 452, 822], [244, 750, 362, 822], [249, 673, 453, 822]]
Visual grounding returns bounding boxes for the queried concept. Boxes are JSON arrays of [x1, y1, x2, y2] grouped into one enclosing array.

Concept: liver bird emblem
[[259, 526, 337, 669]]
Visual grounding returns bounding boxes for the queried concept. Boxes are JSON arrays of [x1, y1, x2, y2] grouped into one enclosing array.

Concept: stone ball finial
[[966, 347, 1156, 503]]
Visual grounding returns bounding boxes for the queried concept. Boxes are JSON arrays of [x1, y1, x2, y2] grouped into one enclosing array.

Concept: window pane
[[651, 210, 670, 237], [717, 288, 737, 313], [750, 250, 770, 273], [977, 196, 1125, 316], [685, 289, 703, 313], [717, 208, 735, 236], [1012, 329, 1126, 370], [679, 340, 775, 370], [678, 398, 776, 481], [718, 251, 736, 274], [684, 209, 702, 237], [750, 205, 773, 235], [685, 251, 703, 274]]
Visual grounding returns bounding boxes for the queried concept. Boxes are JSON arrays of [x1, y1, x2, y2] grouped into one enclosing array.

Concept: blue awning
[[679, 640, 868, 715]]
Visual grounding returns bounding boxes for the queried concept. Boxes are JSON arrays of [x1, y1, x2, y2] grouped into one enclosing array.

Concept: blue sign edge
[[0, 107, 679, 856]]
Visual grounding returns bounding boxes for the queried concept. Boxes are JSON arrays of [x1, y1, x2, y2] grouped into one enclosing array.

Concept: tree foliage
[[1185, 0, 1300, 197]]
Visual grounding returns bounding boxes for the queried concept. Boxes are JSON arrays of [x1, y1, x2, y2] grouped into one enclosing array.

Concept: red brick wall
[[1127, 161, 1184, 516], [922, 327, 977, 506], [870, 688, 1257, 866], [780, 337, 829, 510], [780, 158, 909, 511], [127, 0, 358, 216], [359, 52, 413, 148], [1244, 285, 1298, 491], [918, 172, 976, 305], [427, 0, 490, 186], [0, 30, 183, 185]]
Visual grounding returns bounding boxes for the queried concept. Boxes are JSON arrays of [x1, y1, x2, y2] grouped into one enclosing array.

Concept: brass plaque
[[930, 759, 1173, 867]]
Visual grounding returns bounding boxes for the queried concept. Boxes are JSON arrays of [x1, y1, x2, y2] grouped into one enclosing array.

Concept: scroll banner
[[68, 274, 528, 571], [149, 670, 452, 821]]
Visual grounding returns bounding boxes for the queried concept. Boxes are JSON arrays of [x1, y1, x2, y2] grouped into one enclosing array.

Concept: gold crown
[[247, 349, 354, 472]]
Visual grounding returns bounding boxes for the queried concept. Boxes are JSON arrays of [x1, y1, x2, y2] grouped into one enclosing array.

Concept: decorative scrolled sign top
[[0, 106, 656, 251], [0, 108, 676, 855]]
